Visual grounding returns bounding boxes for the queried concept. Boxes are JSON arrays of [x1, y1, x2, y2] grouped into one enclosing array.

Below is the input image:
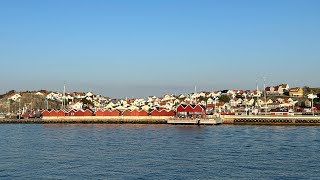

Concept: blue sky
[[0, 0, 319, 98]]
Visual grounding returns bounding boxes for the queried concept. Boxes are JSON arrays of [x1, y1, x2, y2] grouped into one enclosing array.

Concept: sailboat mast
[[62, 84, 66, 110], [194, 85, 197, 104], [263, 77, 267, 116]]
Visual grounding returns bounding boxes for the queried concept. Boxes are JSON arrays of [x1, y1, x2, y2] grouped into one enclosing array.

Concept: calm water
[[0, 124, 320, 179]]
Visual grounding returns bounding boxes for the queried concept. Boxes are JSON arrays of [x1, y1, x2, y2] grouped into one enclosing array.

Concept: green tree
[[198, 96, 209, 102], [219, 95, 230, 103]]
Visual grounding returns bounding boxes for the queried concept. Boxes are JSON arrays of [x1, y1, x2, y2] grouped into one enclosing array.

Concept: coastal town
[[0, 83, 319, 120]]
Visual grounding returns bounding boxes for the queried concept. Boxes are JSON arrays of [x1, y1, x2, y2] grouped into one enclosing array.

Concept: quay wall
[[0, 116, 172, 124], [222, 115, 320, 125], [2, 115, 320, 125]]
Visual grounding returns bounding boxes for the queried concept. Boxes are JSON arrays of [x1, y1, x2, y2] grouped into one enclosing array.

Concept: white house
[[207, 98, 214, 105], [198, 92, 206, 97], [133, 99, 146, 107], [141, 105, 151, 111], [211, 91, 221, 98], [236, 98, 243, 105], [86, 92, 94, 97], [250, 90, 262, 98], [266, 84, 289, 96], [70, 102, 83, 110], [178, 94, 186, 99], [267, 99, 274, 104], [128, 105, 139, 111], [162, 94, 174, 101], [8, 94, 21, 102], [229, 99, 238, 107], [35, 92, 45, 96]]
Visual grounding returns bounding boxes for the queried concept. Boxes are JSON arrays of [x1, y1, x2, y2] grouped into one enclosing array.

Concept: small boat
[[18, 108, 41, 119]]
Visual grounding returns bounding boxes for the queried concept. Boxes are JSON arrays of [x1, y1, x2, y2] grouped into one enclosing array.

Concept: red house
[[73, 109, 94, 116], [123, 110, 149, 116], [151, 109, 175, 116], [176, 104, 206, 118], [96, 109, 121, 116], [66, 109, 77, 116], [42, 110, 65, 117], [42, 110, 51, 117]]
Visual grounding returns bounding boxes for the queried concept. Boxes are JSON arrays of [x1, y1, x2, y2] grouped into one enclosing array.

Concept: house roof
[[280, 84, 289, 88], [289, 88, 302, 92]]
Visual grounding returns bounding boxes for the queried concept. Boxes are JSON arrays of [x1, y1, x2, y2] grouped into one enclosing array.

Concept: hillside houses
[[2, 82, 317, 116], [266, 84, 289, 96]]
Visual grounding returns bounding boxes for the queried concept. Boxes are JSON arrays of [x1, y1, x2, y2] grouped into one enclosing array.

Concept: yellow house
[[289, 88, 304, 97]]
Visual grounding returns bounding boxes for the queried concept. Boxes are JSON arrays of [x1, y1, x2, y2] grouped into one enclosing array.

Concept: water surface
[[0, 124, 319, 179]]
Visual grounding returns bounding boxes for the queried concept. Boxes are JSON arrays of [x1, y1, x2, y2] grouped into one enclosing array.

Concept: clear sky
[[0, 0, 319, 98]]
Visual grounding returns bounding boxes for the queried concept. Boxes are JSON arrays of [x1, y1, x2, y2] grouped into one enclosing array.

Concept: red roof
[[176, 104, 205, 113]]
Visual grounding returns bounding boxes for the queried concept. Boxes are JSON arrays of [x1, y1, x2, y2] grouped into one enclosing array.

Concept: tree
[[283, 90, 289, 96], [198, 96, 209, 102], [303, 86, 311, 93], [219, 95, 230, 103], [82, 98, 94, 107]]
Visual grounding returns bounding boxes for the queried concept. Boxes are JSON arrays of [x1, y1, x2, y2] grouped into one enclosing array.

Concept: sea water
[[0, 124, 319, 179]]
